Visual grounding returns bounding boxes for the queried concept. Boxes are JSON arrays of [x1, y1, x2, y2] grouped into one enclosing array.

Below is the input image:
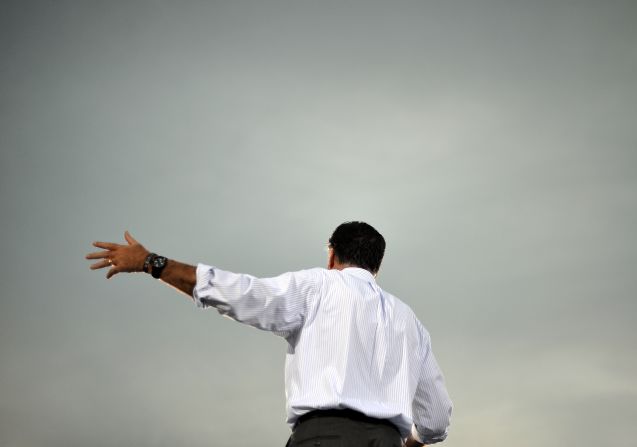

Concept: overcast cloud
[[1, 1, 636, 446]]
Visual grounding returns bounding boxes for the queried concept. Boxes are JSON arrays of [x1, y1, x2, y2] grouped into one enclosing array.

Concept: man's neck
[[331, 261, 351, 271]]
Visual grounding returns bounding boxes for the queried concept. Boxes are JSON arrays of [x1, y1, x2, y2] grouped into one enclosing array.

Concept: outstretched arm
[[85, 231, 196, 298]]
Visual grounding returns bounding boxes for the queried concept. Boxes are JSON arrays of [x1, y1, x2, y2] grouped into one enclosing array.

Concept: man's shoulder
[[377, 287, 411, 312], [283, 267, 327, 277], [380, 288, 431, 337]]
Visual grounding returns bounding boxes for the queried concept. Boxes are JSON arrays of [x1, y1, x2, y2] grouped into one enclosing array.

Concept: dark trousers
[[286, 410, 402, 447]]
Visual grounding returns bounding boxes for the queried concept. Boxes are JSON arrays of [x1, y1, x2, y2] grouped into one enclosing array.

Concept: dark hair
[[328, 221, 386, 274]]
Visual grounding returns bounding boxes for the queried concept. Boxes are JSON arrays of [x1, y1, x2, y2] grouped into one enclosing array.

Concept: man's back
[[284, 267, 451, 441]]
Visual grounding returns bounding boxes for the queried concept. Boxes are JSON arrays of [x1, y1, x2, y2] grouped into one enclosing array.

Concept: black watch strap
[[151, 255, 168, 279]]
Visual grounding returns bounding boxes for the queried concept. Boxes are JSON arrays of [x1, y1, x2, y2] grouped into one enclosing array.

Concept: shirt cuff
[[192, 263, 215, 309], [411, 424, 448, 445]]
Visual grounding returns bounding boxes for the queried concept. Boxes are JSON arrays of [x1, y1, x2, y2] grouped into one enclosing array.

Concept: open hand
[[86, 231, 150, 279]]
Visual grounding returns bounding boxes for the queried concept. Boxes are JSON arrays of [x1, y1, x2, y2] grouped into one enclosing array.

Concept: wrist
[[151, 255, 168, 278], [143, 253, 168, 278], [143, 252, 156, 274]]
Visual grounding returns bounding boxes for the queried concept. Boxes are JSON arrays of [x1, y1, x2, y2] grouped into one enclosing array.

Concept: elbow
[[436, 397, 453, 434], [415, 401, 453, 444], [434, 400, 453, 442]]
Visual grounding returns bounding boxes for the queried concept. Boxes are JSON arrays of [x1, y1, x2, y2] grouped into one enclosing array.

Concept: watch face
[[153, 256, 167, 268]]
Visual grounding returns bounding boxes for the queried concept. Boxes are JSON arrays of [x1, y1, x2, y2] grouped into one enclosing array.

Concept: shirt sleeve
[[410, 328, 453, 444], [192, 263, 320, 334]]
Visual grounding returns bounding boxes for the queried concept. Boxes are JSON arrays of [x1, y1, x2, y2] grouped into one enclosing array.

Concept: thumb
[[124, 230, 138, 245]]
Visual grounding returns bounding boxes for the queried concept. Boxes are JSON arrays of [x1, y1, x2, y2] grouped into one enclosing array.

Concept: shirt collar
[[342, 267, 376, 282]]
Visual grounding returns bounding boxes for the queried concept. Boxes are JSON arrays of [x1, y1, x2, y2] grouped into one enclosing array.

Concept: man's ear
[[328, 249, 336, 270]]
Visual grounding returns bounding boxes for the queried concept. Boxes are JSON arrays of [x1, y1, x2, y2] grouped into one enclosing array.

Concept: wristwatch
[[143, 252, 168, 279], [143, 253, 156, 274], [150, 255, 168, 279]]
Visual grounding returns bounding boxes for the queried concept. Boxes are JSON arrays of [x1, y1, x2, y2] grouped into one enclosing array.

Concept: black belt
[[295, 409, 398, 432]]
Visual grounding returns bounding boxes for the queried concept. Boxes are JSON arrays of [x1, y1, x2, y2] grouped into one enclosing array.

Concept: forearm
[[157, 259, 197, 298]]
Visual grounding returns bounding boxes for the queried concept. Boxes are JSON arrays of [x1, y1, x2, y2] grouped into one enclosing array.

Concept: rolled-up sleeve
[[411, 331, 453, 444], [192, 263, 320, 334]]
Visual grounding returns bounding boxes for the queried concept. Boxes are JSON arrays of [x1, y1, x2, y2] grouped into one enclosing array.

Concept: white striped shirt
[[193, 264, 452, 444]]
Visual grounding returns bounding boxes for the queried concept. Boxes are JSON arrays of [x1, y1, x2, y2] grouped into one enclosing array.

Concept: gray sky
[[1, 1, 636, 446]]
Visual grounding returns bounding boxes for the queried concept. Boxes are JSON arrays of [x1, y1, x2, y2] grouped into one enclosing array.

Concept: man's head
[[328, 221, 386, 274]]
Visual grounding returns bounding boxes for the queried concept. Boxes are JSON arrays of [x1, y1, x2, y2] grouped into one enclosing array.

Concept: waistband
[[295, 409, 398, 432]]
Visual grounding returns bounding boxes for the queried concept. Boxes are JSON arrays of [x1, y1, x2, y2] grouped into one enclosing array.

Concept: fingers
[[88, 234, 141, 279], [93, 241, 119, 250], [85, 250, 111, 260], [124, 231, 138, 245], [90, 259, 112, 270]]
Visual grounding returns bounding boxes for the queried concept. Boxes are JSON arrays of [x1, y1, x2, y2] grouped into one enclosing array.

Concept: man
[[86, 222, 452, 446]]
